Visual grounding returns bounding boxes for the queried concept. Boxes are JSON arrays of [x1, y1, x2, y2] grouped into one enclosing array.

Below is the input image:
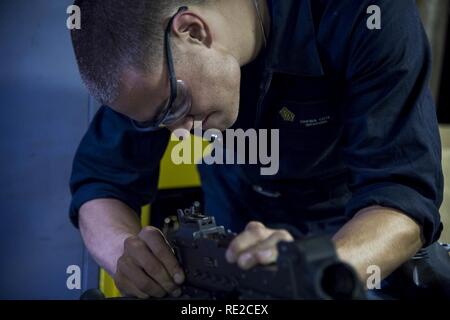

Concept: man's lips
[[196, 113, 214, 129], [191, 112, 219, 131], [202, 114, 212, 127]]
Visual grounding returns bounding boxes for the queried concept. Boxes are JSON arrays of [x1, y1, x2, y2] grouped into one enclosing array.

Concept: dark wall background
[[0, 1, 98, 299]]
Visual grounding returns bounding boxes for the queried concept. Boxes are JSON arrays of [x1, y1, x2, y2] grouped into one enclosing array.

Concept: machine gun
[[161, 202, 366, 300], [81, 202, 366, 300]]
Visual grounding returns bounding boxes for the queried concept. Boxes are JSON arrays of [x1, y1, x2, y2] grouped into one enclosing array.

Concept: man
[[69, 0, 444, 299]]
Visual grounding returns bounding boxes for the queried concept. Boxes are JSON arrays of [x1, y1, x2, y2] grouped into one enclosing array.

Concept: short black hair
[[71, 0, 207, 104]]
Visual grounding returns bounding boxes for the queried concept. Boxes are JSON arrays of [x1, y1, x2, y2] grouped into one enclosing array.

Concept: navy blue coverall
[[70, 0, 444, 252]]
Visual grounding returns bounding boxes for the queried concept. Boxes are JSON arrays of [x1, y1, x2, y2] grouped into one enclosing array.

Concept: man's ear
[[172, 11, 212, 47]]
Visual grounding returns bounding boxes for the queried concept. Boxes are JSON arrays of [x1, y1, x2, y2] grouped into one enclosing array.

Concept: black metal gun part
[[165, 202, 366, 300]]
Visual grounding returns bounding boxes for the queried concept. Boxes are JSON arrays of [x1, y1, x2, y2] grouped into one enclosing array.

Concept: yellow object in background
[[100, 135, 208, 297]]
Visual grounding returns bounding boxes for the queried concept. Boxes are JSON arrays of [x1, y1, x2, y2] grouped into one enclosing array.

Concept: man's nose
[[167, 116, 194, 140]]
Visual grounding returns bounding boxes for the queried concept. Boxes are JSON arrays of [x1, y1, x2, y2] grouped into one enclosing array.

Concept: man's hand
[[225, 221, 294, 270], [113, 226, 185, 299]]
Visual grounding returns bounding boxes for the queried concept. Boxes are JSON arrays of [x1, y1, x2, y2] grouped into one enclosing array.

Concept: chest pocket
[[270, 99, 342, 150]]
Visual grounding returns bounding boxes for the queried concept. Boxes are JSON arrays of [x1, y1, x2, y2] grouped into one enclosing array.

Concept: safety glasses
[[131, 7, 192, 132]]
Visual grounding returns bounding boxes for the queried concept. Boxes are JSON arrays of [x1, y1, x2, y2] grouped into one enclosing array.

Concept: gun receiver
[[165, 202, 366, 300]]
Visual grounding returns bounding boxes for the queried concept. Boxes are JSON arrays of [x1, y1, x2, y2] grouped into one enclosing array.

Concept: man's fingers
[[125, 233, 179, 295], [139, 227, 185, 284], [117, 256, 167, 298], [237, 230, 294, 270], [135, 249, 181, 296], [226, 221, 271, 263], [114, 270, 150, 300], [124, 232, 180, 296]]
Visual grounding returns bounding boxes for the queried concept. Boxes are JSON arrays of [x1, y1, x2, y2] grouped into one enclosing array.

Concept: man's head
[[71, 0, 267, 133]]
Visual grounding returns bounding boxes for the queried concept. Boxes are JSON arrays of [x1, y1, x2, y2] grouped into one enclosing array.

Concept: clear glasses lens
[[162, 80, 192, 126], [131, 80, 192, 131]]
